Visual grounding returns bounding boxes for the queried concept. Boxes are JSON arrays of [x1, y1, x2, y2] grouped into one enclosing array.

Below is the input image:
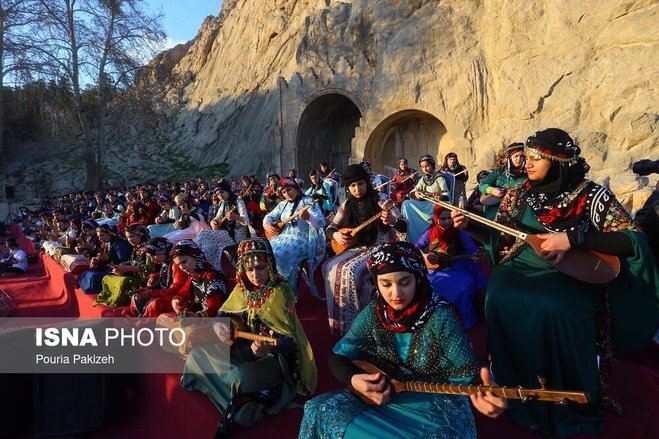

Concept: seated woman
[[79, 225, 132, 294], [305, 170, 337, 216], [323, 164, 407, 335], [181, 238, 317, 437], [259, 173, 283, 214], [147, 195, 181, 238], [465, 170, 491, 216], [60, 219, 100, 275], [415, 206, 486, 328], [195, 180, 249, 270], [156, 240, 229, 357], [401, 154, 453, 243], [125, 237, 190, 318], [50, 217, 81, 262], [453, 128, 658, 435], [300, 241, 506, 438], [93, 224, 155, 307], [264, 177, 325, 298], [478, 142, 527, 220], [164, 239, 228, 318], [389, 157, 417, 205], [440, 152, 469, 202]]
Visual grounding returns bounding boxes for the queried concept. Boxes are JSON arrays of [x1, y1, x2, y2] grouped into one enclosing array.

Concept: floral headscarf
[[144, 237, 173, 256], [126, 223, 150, 242], [367, 241, 439, 333], [170, 239, 209, 273]]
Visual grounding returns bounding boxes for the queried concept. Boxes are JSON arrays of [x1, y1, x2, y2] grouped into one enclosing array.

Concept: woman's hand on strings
[[451, 210, 469, 229], [469, 367, 507, 418], [251, 339, 273, 356], [351, 372, 392, 405], [333, 231, 352, 247], [537, 232, 571, 265], [380, 208, 395, 225]]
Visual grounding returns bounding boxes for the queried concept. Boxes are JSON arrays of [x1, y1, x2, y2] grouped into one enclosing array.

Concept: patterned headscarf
[[82, 219, 98, 231], [522, 128, 591, 230], [126, 224, 150, 242], [96, 224, 116, 237], [441, 152, 461, 172], [144, 237, 173, 256], [170, 239, 208, 273], [418, 154, 436, 168], [367, 241, 439, 333], [236, 238, 284, 308], [279, 177, 300, 191], [504, 142, 526, 179]]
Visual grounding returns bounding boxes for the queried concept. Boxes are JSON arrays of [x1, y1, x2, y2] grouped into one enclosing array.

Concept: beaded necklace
[[244, 284, 273, 309]]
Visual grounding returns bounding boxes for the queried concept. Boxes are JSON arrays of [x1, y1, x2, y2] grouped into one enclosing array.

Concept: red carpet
[[1, 224, 657, 438]]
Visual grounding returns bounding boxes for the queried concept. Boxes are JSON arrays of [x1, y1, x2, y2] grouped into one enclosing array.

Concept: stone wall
[[151, 0, 656, 209]]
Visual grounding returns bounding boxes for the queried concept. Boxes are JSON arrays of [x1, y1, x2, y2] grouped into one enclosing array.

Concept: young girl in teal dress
[[300, 241, 506, 438]]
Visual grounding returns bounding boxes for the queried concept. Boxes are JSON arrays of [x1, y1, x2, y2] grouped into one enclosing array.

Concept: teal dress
[[478, 167, 527, 220], [485, 183, 658, 436], [299, 302, 482, 439]]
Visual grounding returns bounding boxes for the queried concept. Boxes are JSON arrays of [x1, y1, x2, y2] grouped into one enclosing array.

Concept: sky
[[145, 0, 224, 49]]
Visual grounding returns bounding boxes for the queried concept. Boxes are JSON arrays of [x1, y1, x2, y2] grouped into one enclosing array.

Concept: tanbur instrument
[[417, 194, 620, 284], [350, 360, 590, 405], [264, 199, 319, 239], [330, 204, 395, 255]]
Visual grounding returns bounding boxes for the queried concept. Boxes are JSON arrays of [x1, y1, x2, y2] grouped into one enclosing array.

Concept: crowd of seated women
[[14, 128, 658, 438]]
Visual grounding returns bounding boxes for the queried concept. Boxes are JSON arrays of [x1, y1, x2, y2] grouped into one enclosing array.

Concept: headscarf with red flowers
[[367, 241, 439, 333]]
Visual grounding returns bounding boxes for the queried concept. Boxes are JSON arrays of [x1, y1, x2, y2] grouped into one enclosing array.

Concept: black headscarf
[[504, 143, 526, 180], [522, 128, 592, 232], [342, 164, 380, 245], [367, 241, 439, 333]]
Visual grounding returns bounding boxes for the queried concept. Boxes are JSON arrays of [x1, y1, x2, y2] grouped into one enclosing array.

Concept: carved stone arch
[[294, 91, 363, 175], [362, 109, 448, 175]]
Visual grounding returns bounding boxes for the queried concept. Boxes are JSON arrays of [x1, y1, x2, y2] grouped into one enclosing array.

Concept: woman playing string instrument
[[401, 154, 454, 243], [440, 152, 469, 202], [181, 238, 316, 438], [301, 241, 505, 438], [389, 157, 418, 205], [263, 177, 325, 298], [478, 142, 527, 220], [415, 205, 486, 328], [125, 237, 190, 318], [79, 224, 131, 294], [323, 164, 407, 335], [196, 179, 249, 270], [452, 128, 659, 435], [94, 224, 156, 307]]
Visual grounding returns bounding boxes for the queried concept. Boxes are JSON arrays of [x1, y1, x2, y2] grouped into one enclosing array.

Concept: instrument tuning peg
[[558, 397, 569, 406], [537, 375, 547, 390]]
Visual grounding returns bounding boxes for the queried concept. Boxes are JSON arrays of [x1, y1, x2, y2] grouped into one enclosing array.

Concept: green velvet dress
[[485, 185, 658, 436], [181, 281, 317, 428], [299, 302, 482, 439]]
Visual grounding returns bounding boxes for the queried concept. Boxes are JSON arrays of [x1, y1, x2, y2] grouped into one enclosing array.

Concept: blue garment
[[80, 268, 111, 294], [78, 237, 130, 294], [300, 302, 480, 439], [264, 196, 325, 298], [415, 229, 487, 328]]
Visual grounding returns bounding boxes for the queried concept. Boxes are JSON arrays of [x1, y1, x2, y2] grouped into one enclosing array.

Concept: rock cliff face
[[149, 0, 656, 211], [4, 0, 655, 212]]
